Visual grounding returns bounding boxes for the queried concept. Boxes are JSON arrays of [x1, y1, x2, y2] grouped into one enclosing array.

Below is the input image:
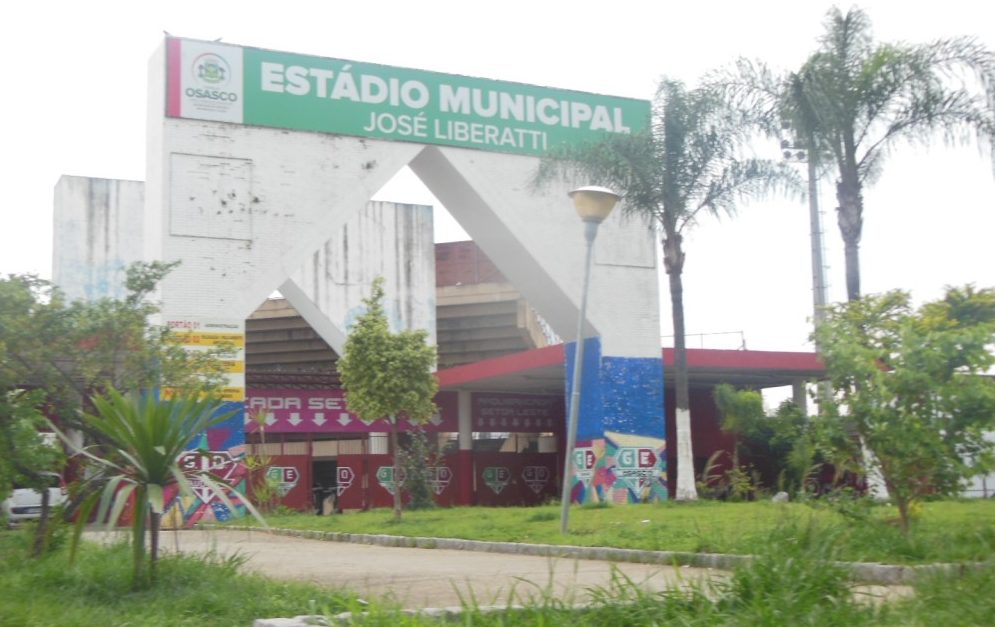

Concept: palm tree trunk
[[836, 174, 863, 301], [843, 238, 861, 302], [665, 235, 698, 501], [391, 424, 402, 522]]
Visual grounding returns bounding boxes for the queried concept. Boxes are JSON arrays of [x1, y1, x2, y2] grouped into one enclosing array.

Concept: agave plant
[[56, 389, 265, 587]]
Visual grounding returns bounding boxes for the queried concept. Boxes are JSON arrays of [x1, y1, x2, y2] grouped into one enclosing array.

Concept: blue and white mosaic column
[[565, 338, 666, 503]]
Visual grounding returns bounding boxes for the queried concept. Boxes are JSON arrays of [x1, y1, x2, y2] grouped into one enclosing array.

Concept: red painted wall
[[474, 453, 559, 506], [335, 454, 460, 510], [435, 241, 506, 286], [249, 454, 312, 511]]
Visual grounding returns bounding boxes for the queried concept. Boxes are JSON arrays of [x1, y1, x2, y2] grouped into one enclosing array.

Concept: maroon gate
[[336, 453, 460, 510], [474, 452, 559, 506]]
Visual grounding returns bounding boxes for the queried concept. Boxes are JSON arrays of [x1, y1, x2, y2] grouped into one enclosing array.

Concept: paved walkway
[[100, 528, 719, 608], [88, 528, 910, 611]]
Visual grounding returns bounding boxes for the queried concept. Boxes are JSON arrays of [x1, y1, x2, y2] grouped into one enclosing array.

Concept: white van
[[963, 431, 995, 498], [2, 472, 67, 522]]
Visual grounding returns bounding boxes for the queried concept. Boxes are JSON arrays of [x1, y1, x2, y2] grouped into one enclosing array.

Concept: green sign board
[[166, 38, 649, 157]]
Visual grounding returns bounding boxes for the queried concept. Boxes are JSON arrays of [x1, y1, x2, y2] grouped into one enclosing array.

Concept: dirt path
[[92, 528, 719, 608]]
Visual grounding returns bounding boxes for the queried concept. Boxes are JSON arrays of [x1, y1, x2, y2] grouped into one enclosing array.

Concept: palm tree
[[741, 7, 995, 302], [56, 390, 265, 588], [537, 79, 798, 500]]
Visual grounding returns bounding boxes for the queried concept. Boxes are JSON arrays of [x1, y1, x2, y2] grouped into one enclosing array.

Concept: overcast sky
[[2, 0, 993, 354]]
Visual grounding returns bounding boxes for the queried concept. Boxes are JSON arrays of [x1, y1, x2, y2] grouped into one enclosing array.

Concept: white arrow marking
[[428, 413, 443, 426], [313, 412, 327, 426], [288, 412, 302, 426], [337, 413, 352, 426], [265, 412, 277, 427]]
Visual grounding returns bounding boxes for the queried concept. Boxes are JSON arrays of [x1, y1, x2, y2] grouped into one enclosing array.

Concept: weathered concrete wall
[[146, 48, 426, 325], [53, 173, 433, 356], [53, 176, 145, 301], [284, 201, 436, 354]]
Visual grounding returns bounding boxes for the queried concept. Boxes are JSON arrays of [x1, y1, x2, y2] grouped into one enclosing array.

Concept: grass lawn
[[0, 525, 357, 626], [4, 511, 995, 626], [252, 498, 995, 565]]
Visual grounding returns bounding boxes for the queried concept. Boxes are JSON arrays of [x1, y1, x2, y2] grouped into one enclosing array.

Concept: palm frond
[[797, 8, 995, 187], [705, 58, 785, 137]]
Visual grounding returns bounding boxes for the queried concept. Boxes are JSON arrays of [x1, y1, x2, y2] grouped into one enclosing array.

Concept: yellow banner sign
[[170, 331, 245, 348]]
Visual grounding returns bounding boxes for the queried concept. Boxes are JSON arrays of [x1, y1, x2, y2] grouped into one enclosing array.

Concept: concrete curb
[[253, 605, 525, 626], [209, 524, 981, 586]]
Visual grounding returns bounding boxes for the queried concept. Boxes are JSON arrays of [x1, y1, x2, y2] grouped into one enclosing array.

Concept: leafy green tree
[[336, 277, 438, 521], [721, 6, 995, 302], [0, 263, 229, 417], [713, 384, 819, 495], [398, 427, 439, 511], [0, 276, 75, 554], [0, 264, 229, 554], [0, 390, 62, 502], [0, 389, 64, 555], [814, 286, 995, 532], [536, 79, 799, 500], [55, 389, 265, 588]]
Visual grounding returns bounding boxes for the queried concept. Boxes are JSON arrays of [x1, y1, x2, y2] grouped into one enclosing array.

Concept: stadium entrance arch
[[68, 37, 668, 523]]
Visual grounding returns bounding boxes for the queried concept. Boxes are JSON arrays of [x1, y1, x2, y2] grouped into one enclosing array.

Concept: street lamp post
[[780, 131, 829, 321], [560, 185, 621, 534], [781, 129, 832, 408]]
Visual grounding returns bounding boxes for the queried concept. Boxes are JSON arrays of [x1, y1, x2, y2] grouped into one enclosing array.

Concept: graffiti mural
[[162, 404, 249, 528], [567, 431, 667, 504]]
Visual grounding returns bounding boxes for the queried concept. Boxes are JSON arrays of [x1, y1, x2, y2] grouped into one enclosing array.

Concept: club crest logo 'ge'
[[265, 466, 300, 496], [522, 466, 550, 494], [482, 466, 511, 494]]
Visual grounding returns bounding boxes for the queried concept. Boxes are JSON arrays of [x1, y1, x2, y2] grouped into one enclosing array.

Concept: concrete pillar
[[792, 380, 808, 413], [565, 338, 666, 504], [457, 391, 473, 451], [456, 390, 474, 505]]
